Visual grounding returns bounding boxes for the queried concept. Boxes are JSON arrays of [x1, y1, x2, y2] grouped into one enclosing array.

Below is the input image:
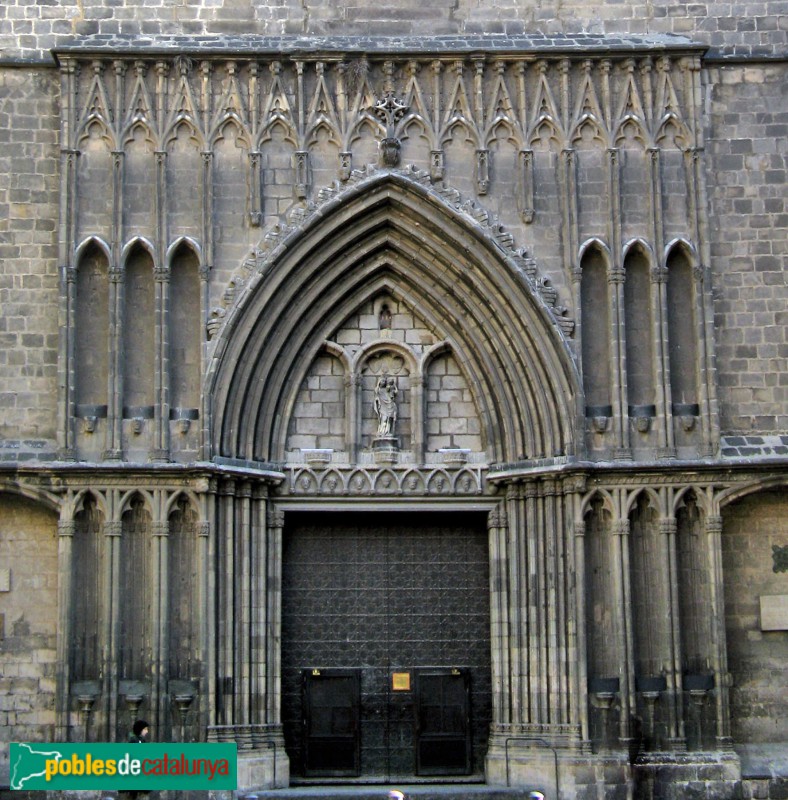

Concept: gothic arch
[[208, 171, 581, 465], [716, 476, 788, 511], [74, 235, 112, 264], [0, 483, 61, 514]]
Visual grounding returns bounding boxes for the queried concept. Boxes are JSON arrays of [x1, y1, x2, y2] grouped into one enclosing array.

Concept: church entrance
[[281, 511, 491, 782]]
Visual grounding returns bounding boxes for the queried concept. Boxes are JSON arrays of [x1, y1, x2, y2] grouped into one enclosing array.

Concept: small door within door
[[302, 669, 361, 777], [414, 668, 471, 775]]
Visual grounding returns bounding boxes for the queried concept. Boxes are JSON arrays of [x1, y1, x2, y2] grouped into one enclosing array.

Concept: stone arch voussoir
[[207, 166, 582, 465]]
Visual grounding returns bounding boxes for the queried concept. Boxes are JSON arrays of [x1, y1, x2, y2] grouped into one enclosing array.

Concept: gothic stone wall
[[0, 68, 60, 458], [1, 57, 786, 458], [0, 0, 785, 61], [722, 489, 788, 745], [0, 494, 59, 782], [706, 63, 788, 435]]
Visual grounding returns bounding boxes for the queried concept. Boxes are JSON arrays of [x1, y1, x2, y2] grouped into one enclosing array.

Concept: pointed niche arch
[[208, 168, 581, 466]]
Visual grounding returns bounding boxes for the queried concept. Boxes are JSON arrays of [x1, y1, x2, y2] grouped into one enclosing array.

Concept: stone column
[[150, 516, 169, 740], [250, 487, 269, 726], [103, 516, 123, 740], [651, 264, 674, 457], [152, 205, 171, 462], [613, 518, 633, 743], [572, 517, 590, 744], [487, 504, 510, 730], [217, 479, 236, 725], [508, 482, 527, 725], [266, 506, 284, 729], [706, 514, 733, 747], [564, 475, 588, 744], [105, 264, 124, 461], [608, 266, 629, 459], [198, 144, 213, 461], [236, 481, 252, 729], [57, 59, 78, 460], [55, 516, 75, 741], [661, 516, 685, 748], [202, 481, 218, 729], [411, 373, 425, 464]]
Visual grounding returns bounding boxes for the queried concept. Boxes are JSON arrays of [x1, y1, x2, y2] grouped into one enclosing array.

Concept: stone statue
[[374, 375, 398, 437]]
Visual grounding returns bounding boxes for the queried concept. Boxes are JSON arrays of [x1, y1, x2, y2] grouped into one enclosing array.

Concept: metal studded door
[[281, 511, 491, 780], [302, 669, 361, 777]]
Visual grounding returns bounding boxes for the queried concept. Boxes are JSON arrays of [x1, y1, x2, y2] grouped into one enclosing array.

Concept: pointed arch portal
[[210, 171, 581, 467]]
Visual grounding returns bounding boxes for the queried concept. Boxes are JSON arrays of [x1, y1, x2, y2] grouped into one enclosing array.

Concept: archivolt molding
[[213, 164, 574, 342], [207, 165, 583, 465]]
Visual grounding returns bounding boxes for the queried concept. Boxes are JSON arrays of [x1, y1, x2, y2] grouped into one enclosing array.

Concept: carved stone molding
[[279, 465, 488, 497]]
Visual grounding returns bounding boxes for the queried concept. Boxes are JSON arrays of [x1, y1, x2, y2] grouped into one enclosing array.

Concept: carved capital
[[659, 518, 677, 536], [152, 522, 169, 538], [563, 474, 587, 495], [488, 506, 508, 530], [706, 515, 723, 535], [104, 521, 123, 538], [505, 482, 522, 501], [58, 520, 76, 537], [267, 507, 285, 529], [614, 520, 630, 537], [651, 266, 668, 284]]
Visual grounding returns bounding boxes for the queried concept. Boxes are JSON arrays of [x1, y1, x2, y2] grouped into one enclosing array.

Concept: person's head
[[132, 719, 149, 739]]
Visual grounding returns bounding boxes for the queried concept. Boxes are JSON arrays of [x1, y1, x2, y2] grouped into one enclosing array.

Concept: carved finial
[[374, 92, 408, 130]]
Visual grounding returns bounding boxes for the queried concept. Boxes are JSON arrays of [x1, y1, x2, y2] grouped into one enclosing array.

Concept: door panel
[[282, 512, 490, 779], [415, 668, 471, 775], [302, 669, 360, 777]]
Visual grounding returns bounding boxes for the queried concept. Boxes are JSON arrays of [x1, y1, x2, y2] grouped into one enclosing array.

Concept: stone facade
[[0, 2, 786, 798]]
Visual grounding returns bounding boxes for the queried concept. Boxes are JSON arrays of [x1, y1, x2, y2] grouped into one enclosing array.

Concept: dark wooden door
[[414, 668, 471, 775], [302, 669, 361, 777]]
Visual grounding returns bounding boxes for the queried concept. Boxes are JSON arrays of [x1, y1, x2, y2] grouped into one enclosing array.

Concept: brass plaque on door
[[392, 671, 411, 691]]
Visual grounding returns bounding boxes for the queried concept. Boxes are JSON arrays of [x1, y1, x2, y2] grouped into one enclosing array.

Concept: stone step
[[245, 785, 536, 800]]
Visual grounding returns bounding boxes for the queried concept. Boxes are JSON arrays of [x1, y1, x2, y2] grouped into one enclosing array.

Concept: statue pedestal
[[372, 436, 399, 465]]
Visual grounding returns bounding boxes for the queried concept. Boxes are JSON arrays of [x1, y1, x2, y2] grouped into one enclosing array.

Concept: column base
[[207, 725, 289, 791], [236, 747, 290, 791], [486, 734, 630, 799]]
